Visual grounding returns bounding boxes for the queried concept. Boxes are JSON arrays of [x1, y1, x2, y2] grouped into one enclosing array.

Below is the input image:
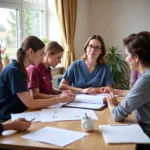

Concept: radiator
[[52, 74, 62, 89]]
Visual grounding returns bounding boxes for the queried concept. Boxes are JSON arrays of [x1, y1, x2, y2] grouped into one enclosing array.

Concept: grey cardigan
[[111, 68, 150, 135]]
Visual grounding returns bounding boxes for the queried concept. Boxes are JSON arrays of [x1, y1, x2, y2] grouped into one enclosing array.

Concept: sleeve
[[111, 75, 150, 121], [5, 69, 28, 94], [0, 123, 3, 134], [62, 62, 75, 85], [27, 67, 40, 90], [104, 65, 114, 86]]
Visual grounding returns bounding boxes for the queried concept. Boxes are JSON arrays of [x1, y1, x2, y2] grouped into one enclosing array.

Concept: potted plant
[[105, 46, 129, 89], [0, 47, 10, 67]]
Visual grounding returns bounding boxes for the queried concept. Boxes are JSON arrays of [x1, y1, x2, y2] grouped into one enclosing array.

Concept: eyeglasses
[[87, 45, 101, 51]]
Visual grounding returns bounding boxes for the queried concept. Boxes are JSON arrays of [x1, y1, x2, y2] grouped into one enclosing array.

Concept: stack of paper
[[64, 94, 108, 110], [99, 124, 150, 144], [22, 126, 88, 147]]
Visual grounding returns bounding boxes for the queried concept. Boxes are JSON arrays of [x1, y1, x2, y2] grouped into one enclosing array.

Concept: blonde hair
[[45, 41, 64, 55]]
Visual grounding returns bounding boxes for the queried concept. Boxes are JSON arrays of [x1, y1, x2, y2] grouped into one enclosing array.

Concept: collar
[[38, 62, 51, 72]]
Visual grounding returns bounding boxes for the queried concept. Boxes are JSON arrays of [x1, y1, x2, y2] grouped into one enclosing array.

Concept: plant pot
[[2, 59, 10, 67]]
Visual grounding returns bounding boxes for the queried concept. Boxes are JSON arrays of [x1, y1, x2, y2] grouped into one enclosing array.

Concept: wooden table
[[0, 103, 137, 150]]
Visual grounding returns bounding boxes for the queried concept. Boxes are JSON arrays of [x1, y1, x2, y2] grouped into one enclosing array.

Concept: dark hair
[[123, 31, 150, 66], [45, 41, 64, 55], [17, 36, 45, 81], [81, 35, 106, 64]]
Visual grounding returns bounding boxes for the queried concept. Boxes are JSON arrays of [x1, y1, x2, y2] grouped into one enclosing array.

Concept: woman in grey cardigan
[[101, 31, 150, 150]]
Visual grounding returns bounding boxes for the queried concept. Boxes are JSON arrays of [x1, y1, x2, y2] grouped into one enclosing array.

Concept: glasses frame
[[87, 45, 102, 51]]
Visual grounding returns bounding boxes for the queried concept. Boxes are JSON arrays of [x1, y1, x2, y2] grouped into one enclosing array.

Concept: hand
[[105, 92, 118, 107], [100, 87, 113, 93], [3, 118, 31, 132], [58, 93, 76, 103], [81, 88, 96, 94], [60, 90, 73, 95]]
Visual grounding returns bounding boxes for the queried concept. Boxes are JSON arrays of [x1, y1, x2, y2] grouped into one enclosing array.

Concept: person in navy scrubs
[[0, 50, 31, 133], [0, 36, 75, 122], [59, 35, 113, 94]]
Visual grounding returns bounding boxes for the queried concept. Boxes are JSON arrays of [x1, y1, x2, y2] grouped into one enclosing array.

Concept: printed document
[[99, 124, 150, 144], [11, 111, 41, 122], [41, 107, 98, 122], [22, 126, 88, 147]]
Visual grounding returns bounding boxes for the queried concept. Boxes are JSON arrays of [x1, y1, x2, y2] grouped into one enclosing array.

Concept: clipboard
[[63, 93, 108, 110], [99, 124, 150, 144], [63, 102, 107, 110]]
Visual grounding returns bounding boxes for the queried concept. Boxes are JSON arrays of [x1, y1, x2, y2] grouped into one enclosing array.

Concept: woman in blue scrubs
[[0, 36, 75, 122], [59, 35, 113, 94]]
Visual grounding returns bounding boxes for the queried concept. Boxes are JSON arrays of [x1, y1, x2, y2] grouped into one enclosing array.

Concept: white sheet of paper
[[75, 94, 108, 104], [11, 111, 41, 122], [99, 124, 150, 144], [41, 107, 98, 122], [66, 102, 106, 109], [22, 126, 88, 147]]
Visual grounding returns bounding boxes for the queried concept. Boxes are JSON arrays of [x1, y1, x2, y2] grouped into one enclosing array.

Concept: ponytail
[[17, 48, 28, 82]]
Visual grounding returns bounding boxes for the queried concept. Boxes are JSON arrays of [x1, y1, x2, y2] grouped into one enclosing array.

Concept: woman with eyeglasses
[[59, 35, 113, 94]]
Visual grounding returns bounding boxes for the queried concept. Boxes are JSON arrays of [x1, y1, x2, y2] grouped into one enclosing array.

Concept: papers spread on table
[[11, 108, 98, 122], [11, 111, 41, 122], [99, 124, 150, 144], [22, 126, 88, 147], [64, 94, 108, 110], [41, 108, 98, 122]]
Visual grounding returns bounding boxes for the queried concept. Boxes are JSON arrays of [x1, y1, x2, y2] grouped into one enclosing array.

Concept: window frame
[[0, 0, 47, 50]]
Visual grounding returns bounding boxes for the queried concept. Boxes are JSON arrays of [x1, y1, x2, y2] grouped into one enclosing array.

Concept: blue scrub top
[[0, 60, 27, 122], [63, 60, 114, 88]]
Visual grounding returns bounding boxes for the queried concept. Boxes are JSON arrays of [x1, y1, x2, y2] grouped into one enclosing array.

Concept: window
[[0, 0, 47, 58]]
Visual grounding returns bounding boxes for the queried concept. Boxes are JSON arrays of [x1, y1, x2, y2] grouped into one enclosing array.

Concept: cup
[[81, 117, 95, 132]]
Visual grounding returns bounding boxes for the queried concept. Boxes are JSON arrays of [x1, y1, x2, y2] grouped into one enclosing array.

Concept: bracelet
[[75, 90, 82, 94], [55, 97, 59, 104]]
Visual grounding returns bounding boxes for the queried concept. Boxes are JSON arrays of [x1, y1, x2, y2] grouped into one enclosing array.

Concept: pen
[[85, 113, 88, 119], [109, 124, 130, 126], [75, 91, 80, 94], [29, 118, 35, 122]]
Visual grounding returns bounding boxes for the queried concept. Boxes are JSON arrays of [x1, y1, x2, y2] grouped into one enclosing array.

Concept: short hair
[[123, 31, 150, 66], [81, 35, 106, 64]]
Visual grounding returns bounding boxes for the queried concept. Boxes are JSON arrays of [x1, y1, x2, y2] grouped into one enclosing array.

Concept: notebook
[[99, 124, 150, 144], [63, 94, 108, 110]]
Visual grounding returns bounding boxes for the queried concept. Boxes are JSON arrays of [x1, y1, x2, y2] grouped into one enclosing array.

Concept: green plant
[[105, 46, 129, 89], [0, 48, 9, 60], [42, 37, 50, 44]]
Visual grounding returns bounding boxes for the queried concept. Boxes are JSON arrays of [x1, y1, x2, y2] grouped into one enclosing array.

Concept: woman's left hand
[[61, 90, 73, 95]]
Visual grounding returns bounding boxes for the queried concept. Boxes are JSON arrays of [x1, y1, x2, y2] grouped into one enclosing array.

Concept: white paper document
[[11, 111, 41, 122], [22, 126, 88, 147], [41, 108, 98, 122], [74, 94, 108, 104], [99, 124, 150, 144]]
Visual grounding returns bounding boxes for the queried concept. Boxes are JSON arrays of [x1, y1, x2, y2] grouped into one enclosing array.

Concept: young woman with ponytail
[[0, 36, 75, 122]]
